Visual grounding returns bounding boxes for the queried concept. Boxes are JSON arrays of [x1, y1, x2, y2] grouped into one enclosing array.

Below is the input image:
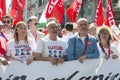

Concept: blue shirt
[[66, 33, 99, 61]]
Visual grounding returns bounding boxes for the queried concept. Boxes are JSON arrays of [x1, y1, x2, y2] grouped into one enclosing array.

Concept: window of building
[[38, 0, 44, 7], [38, 0, 42, 7]]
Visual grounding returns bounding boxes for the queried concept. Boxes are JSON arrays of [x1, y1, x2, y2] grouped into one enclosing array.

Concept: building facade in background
[[23, 0, 120, 26]]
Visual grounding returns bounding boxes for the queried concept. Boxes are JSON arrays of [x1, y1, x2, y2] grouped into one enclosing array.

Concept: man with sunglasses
[[27, 16, 45, 44], [0, 15, 13, 42]]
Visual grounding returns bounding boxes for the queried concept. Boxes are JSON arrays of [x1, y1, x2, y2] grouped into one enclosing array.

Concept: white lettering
[[17, 0, 23, 9], [48, 5, 53, 14], [50, 0, 59, 6], [0, 8, 2, 17]]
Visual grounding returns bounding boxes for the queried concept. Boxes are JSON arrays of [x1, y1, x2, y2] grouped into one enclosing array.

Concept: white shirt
[[62, 32, 74, 44], [6, 39, 36, 61], [36, 35, 67, 58], [97, 43, 119, 58]]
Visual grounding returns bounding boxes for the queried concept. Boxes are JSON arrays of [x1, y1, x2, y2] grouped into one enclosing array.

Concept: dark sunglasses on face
[[34, 23, 38, 26], [2, 21, 11, 24]]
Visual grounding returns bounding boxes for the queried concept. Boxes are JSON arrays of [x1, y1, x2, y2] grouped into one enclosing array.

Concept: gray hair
[[77, 18, 88, 24]]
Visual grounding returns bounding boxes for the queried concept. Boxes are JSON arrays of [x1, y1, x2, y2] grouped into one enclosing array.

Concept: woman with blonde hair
[[6, 21, 36, 65]]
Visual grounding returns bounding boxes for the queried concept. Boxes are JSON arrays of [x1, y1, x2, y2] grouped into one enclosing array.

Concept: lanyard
[[83, 36, 88, 55], [99, 42, 110, 58], [0, 32, 8, 42]]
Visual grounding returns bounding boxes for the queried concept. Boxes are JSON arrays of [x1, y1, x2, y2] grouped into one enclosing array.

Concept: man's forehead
[[46, 21, 58, 27]]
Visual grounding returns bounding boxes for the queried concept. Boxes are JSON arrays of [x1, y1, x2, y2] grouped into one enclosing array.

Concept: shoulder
[[57, 38, 66, 44], [110, 45, 117, 50], [7, 39, 14, 45], [88, 34, 97, 41], [28, 38, 35, 43], [0, 36, 5, 41]]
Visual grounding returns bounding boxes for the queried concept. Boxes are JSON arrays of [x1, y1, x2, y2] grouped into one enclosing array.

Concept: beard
[[4, 25, 12, 30]]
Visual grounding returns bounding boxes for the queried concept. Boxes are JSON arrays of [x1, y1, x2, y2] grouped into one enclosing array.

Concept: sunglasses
[[34, 23, 38, 26], [2, 21, 11, 24]]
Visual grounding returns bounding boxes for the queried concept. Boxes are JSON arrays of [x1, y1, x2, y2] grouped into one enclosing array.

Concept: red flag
[[0, 0, 6, 20], [106, 0, 115, 26], [10, 0, 25, 26], [95, 0, 104, 26], [46, 0, 64, 24], [66, 0, 83, 22], [106, 0, 120, 35]]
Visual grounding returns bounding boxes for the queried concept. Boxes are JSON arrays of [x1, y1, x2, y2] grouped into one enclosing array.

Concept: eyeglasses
[[2, 21, 11, 24]]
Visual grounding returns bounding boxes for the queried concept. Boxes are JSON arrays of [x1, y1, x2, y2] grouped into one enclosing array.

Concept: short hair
[[27, 16, 38, 24], [2, 15, 13, 23], [64, 22, 73, 31], [89, 23, 97, 29], [77, 18, 88, 24], [47, 17, 58, 24], [46, 21, 58, 28]]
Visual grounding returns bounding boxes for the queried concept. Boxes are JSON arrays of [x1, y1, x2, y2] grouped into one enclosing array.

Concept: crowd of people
[[0, 15, 120, 66]]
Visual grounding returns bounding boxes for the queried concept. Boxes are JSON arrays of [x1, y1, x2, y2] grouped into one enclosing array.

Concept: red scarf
[[99, 42, 111, 58]]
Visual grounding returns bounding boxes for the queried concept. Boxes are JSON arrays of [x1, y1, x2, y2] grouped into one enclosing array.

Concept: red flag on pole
[[46, 0, 64, 24], [66, 0, 83, 22], [10, 0, 25, 26], [0, 0, 6, 20], [106, 0, 120, 35], [95, 0, 104, 26], [106, 0, 115, 26]]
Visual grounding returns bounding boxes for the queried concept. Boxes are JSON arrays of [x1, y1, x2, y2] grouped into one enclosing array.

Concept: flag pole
[[24, 0, 27, 22]]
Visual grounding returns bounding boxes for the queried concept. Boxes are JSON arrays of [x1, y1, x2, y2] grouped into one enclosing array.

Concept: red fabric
[[42, 29, 48, 35], [106, 0, 115, 26], [66, 0, 83, 22], [10, 0, 25, 26], [95, 0, 104, 26], [0, 37, 7, 57], [0, 0, 6, 21], [46, 0, 64, 24]]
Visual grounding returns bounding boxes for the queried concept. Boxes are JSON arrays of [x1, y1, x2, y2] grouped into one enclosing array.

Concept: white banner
[[0, 58, 120, 80]]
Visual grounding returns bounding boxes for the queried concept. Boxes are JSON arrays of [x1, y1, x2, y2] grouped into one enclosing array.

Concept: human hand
[[26, 58, 33, 65], [2, 60, 9, 66], [104, 56, 109, 60], [48, 57, 57, 65], [79, 55, 87, 63], [57, 58, 64, 64], [112, 54, 118, 59]]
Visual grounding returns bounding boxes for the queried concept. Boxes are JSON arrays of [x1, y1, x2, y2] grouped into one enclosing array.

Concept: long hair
[[14, 21, 28, 44]]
